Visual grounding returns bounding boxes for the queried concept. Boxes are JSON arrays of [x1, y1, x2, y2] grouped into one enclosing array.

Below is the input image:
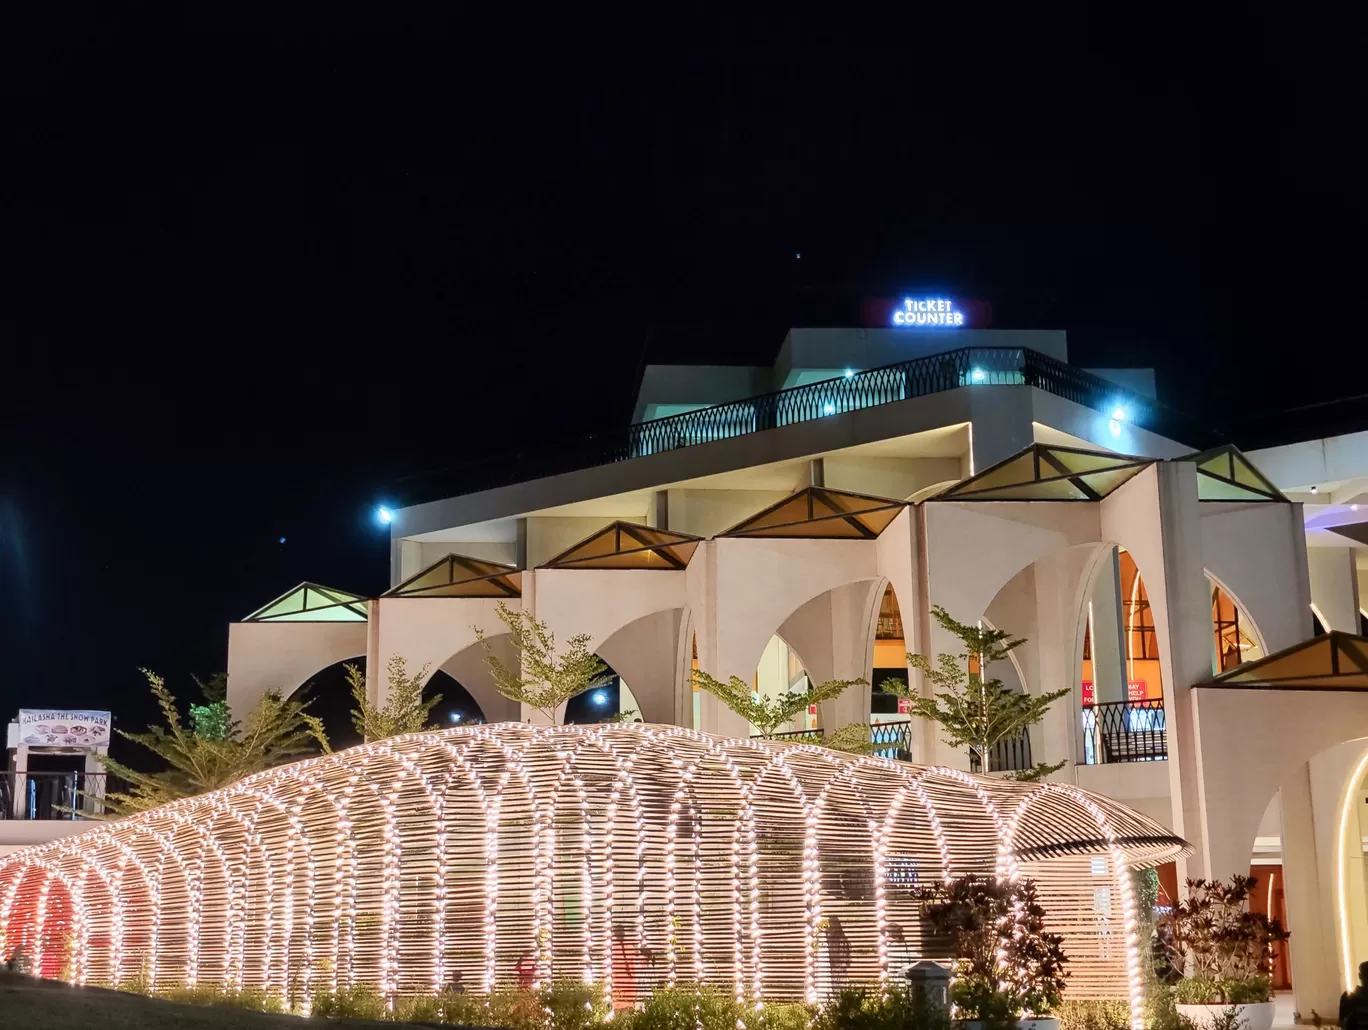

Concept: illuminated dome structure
[[0, 724, 1185, 1017]]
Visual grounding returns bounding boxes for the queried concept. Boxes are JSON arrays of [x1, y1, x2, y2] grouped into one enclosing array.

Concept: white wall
[[666, 489, 794, 538], [226, 620, 368, 714], [373, 597, 520, 723], [822, 456, 964, 500], [1201, 501, 1313, 655], [1308, 544, 1362, 632]]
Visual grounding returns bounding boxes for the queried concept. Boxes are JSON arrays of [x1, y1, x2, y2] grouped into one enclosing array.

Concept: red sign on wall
[[1081, 681, 1148, 706]]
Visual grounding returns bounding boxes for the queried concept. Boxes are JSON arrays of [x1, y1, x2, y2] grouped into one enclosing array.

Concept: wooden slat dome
[[0, 724, 1186, 1015]]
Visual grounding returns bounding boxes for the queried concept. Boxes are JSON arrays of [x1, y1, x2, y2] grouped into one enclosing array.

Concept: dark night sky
[[1, 6, 1364, 741]]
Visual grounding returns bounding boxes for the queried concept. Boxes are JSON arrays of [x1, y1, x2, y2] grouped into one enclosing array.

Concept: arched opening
[[292, 657, 367, 752], [563, 658, 642, 725], [1209, 577, 1267, 673], [1074, 546, 1169, 767], [751, 635, 817, 737]]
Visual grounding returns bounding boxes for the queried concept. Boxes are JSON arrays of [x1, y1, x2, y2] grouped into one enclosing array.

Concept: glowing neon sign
[[892, 297, 964, 327]]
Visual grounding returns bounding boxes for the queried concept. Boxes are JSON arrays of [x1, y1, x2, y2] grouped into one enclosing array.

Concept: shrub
[[310, 983, 387, 1020], [541, 979, 611, 1030], [1058, 999, 1131, 1030], [1172, 977, 1272, 1006], [161, 984, 282, 1012], [1160, 877, 1287, 984], [811, 983, 948, 1030], [915, 874, 1069, 1021], [394, 994, 444, 1022], [631, 985, 746, 1030]]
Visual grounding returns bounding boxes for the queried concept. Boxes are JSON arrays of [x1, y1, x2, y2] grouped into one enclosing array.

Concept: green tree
[[690, 669, 866, 739], [346, 655, 441, 742], [95, 669, 330, 816], [885, 604, 1067, 780], [477, 602, 613, 724]]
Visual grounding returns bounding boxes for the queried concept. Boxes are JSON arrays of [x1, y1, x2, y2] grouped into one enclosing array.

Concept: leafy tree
[[915, 874, 1070, 1024], [884, 605, 1067, 780], [824, 722, 878, 755], [690, 669, 865, 738], [94, 669, 330, 816], [477, 601, 613, 724], [346, 655, 441, 742]]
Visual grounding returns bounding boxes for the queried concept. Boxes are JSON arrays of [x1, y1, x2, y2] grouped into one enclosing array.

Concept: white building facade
[[223, 321, 1368, 1016]]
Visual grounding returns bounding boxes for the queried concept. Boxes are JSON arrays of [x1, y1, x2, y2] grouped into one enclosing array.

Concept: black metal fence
[[0, 771, 110, 820], [870, 720, 913, 761], [399, 346, 1219, 502], [968, 732, 1034, 774], [1080, 699, 1167, 763], [764, 728, 824, 744]]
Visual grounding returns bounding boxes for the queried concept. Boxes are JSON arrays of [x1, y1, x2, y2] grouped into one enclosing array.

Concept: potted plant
[[1160, 875, 1288, 1030], [916, 873, 1070, 1030]]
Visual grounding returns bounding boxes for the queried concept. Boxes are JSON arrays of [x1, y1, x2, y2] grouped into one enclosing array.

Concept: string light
[[0, 724, 1183, 1014]]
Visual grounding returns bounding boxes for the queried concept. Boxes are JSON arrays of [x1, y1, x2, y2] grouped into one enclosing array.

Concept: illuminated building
[[7, 313, 1368, 1016]]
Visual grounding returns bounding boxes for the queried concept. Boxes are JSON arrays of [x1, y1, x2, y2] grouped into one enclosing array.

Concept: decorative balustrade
[[1080, 699, 1167, 764], [399, 346, 1216, 501], [968, 731, 1034, 774]]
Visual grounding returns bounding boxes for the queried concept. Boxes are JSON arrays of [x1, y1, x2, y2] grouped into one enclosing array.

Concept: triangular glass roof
[[718, 487, 906, 539], [539, 521, 701, 570], [243, 582, 369, 622], [1201, 631, 1368, 690], [933, 444, 1153, 502], [1182, 445, 1286, 502], [383, 554, 521, 598]]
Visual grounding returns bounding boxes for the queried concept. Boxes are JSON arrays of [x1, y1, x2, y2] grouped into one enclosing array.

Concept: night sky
[[1, 7, 1364, 745]]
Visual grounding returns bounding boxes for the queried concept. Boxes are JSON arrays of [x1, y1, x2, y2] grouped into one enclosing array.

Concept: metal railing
[[1, 771, 110, 821], [761, 728, 824, 744], [399, 346, 1217, 502], [870, 720, 914, 761], [1080, 699, 1167, 764], [969, 732, 1034, 774]]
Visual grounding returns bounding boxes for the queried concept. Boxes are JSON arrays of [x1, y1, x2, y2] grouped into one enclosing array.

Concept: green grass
[[0, 973, 428, 1029]]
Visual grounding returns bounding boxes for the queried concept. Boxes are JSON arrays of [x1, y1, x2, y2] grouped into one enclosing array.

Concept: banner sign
[[1080, 681, 1148, 707], [17, 709, 112, 747]]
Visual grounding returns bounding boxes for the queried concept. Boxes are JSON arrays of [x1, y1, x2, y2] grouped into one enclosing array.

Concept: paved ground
[[0, 974, 431, 1029]]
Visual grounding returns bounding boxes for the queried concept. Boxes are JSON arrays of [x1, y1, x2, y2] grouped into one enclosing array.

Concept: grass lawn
[[0, 973, 439, 1029]]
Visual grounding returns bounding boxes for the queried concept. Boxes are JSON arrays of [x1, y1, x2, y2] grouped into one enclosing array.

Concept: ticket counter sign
[[18, 709, 112, 747]]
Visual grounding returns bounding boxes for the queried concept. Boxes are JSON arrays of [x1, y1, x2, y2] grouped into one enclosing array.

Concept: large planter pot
[[1176, 1002, 1275, 1030], [958, 1019, 1059, 1030]]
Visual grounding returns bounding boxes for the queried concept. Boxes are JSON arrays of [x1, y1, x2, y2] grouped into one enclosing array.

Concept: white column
[[1281, 761, 1343, 1020], [687, 541, 749, 737], [1309, 545, 1361, 632]]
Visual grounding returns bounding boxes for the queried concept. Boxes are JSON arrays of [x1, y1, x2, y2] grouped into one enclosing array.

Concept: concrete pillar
[[686, 541, 749, 737], [1309, 546, 1361, 632], [1281, 761, 1343, 1019], [515, 518, 528, 570], [366, 599, 383, 712], [1090, 548, 1127, 705], [11, 744, 27, 820], [809, 458, 825, 488], [1158, 463, 1224, 882], [653, 491, 669, 530], [1031, 550, 1090, 776], [966, 387, 1034, 472]]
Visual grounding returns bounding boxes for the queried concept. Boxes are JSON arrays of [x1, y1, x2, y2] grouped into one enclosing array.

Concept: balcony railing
[[870, 720, 913, 761], [1, 771, 111, 821], [969, 731, 1034, 774], [399, 346, 1218, 502], [1080, 699, 1167, 764], [763, 728, 823, 744]]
